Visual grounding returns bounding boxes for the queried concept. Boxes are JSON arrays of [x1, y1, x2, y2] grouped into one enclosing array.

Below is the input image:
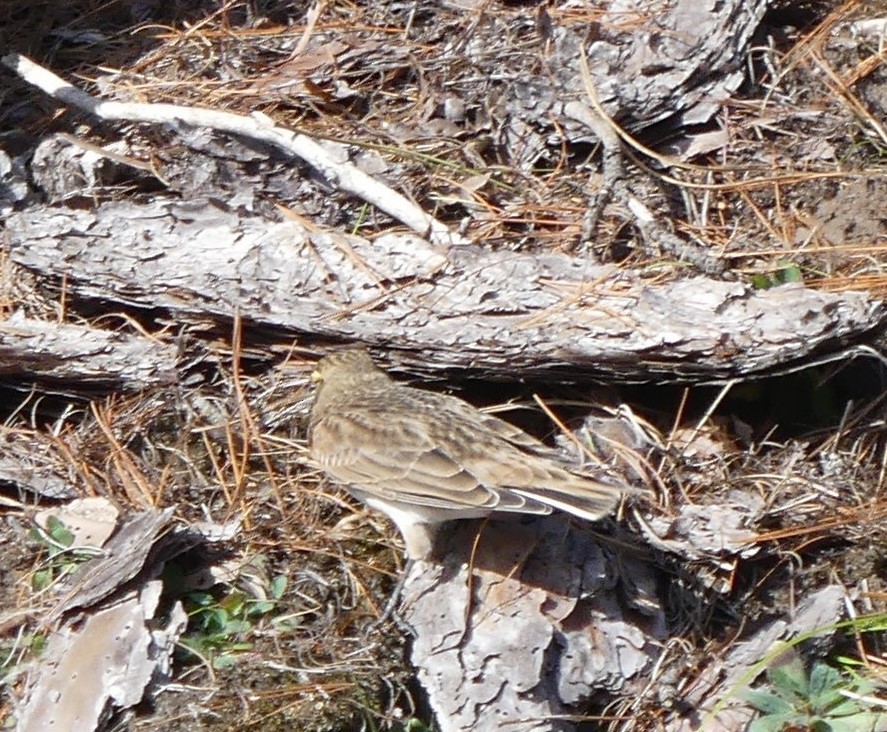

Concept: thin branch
[[1, 52, 468, 248]]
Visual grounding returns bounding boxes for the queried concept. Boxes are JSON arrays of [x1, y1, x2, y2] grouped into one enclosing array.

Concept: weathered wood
[[453, 0, 773, 169], [17, 583, 187, 732], [18, 507, 191, 732], [0, 2, 881, 732], [47, 507, 180, 620], [0, 427, 79, 500], [402, 516, 663, 731], [6, 200, 885, 382], [555, 0, 772, 132], [0, 311, 179, 391], [402, 506, 857, 731]]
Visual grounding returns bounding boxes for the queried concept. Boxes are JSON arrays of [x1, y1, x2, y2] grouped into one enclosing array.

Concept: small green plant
[[745, 652, 887, 732], [403, 719, 435, 732], [750, 263, 803, 290], [29, 516, 96, 591], [178, 566, 288, 669]]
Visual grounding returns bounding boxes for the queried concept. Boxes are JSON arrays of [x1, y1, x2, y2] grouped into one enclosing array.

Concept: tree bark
[[7, 199, 884, 382]]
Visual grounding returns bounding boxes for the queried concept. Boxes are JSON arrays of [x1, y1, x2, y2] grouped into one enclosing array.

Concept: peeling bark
[[403, 516, 664, 731], [7, 200, 884, 382], [0, 311, 179, 391]]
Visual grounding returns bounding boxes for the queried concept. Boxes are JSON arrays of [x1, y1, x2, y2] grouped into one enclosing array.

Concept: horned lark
[[308, 348, 624, 558]]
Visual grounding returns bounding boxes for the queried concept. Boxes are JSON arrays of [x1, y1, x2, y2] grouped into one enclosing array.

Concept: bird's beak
[[310, 369, 322, 384]]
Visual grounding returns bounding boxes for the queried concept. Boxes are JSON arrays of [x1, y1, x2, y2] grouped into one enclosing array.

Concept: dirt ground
[[1, 1, 887, 731]]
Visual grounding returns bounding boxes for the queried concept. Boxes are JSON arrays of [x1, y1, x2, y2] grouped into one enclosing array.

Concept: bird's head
[[311, 348, 388, 392]]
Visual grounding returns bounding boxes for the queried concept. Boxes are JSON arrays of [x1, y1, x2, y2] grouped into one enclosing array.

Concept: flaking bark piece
[[15, 508, 215, 731], [640, 492, 763, 560], [554, 0, 772, 133], [0, 311, 179, 393], [47, 506, 183, 622], [402, 515, 663, 732], [0, 428, 79, 500], [35, 497, 120, 549], [16, 581, 188, 732], [499, 0, 771, 169]]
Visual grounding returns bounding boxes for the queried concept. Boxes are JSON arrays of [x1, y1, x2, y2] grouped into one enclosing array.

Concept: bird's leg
[[366, 558, 416, 636]]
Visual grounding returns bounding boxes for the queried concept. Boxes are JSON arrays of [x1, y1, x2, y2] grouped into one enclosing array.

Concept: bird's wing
[[432, 393, 565, 457], [475, 411, 560, 454], [309, 408, 540, 512], [421, 397, 624, 520]]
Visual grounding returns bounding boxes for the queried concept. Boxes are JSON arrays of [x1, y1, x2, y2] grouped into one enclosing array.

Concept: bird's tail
[[513, 471, 625, 522]]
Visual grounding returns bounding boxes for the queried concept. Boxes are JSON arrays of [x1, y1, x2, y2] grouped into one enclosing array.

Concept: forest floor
[[1, 1, 887, 730]]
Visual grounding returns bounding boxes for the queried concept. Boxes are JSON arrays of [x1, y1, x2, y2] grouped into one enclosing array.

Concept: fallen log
[[6, 199, 885, 382]]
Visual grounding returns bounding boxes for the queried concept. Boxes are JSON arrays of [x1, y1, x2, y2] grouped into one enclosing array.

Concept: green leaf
[[808, 662, 841, 702], [223, 619, 251, 634], [819, 694, 861, 717], [270, 575, 288, 600], [834, 656, 864, 668], [829, 699, 867, 718], [745, 689, 795, 715], [201, 608, 229, 634], [769, 657, 810, 699], [219, 592, 246, 616], [853, 616, 887, 633], [779, 264, 803, 284], [212, 653, 238, 669], [187, 592, 215, 610], [32, 569, 52, 592], [827, 717, 875, 732], [30, 634, 46, 654], [247, 600, 274, 617], [44, 516, 75, 549], [749, 712, 802, 732]]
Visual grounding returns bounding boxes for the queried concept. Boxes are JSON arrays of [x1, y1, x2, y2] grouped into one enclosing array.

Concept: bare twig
[[1, 53, 468, 249]]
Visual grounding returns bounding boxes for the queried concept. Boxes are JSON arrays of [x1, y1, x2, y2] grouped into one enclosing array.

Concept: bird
[[308, 348, 626, 558]]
